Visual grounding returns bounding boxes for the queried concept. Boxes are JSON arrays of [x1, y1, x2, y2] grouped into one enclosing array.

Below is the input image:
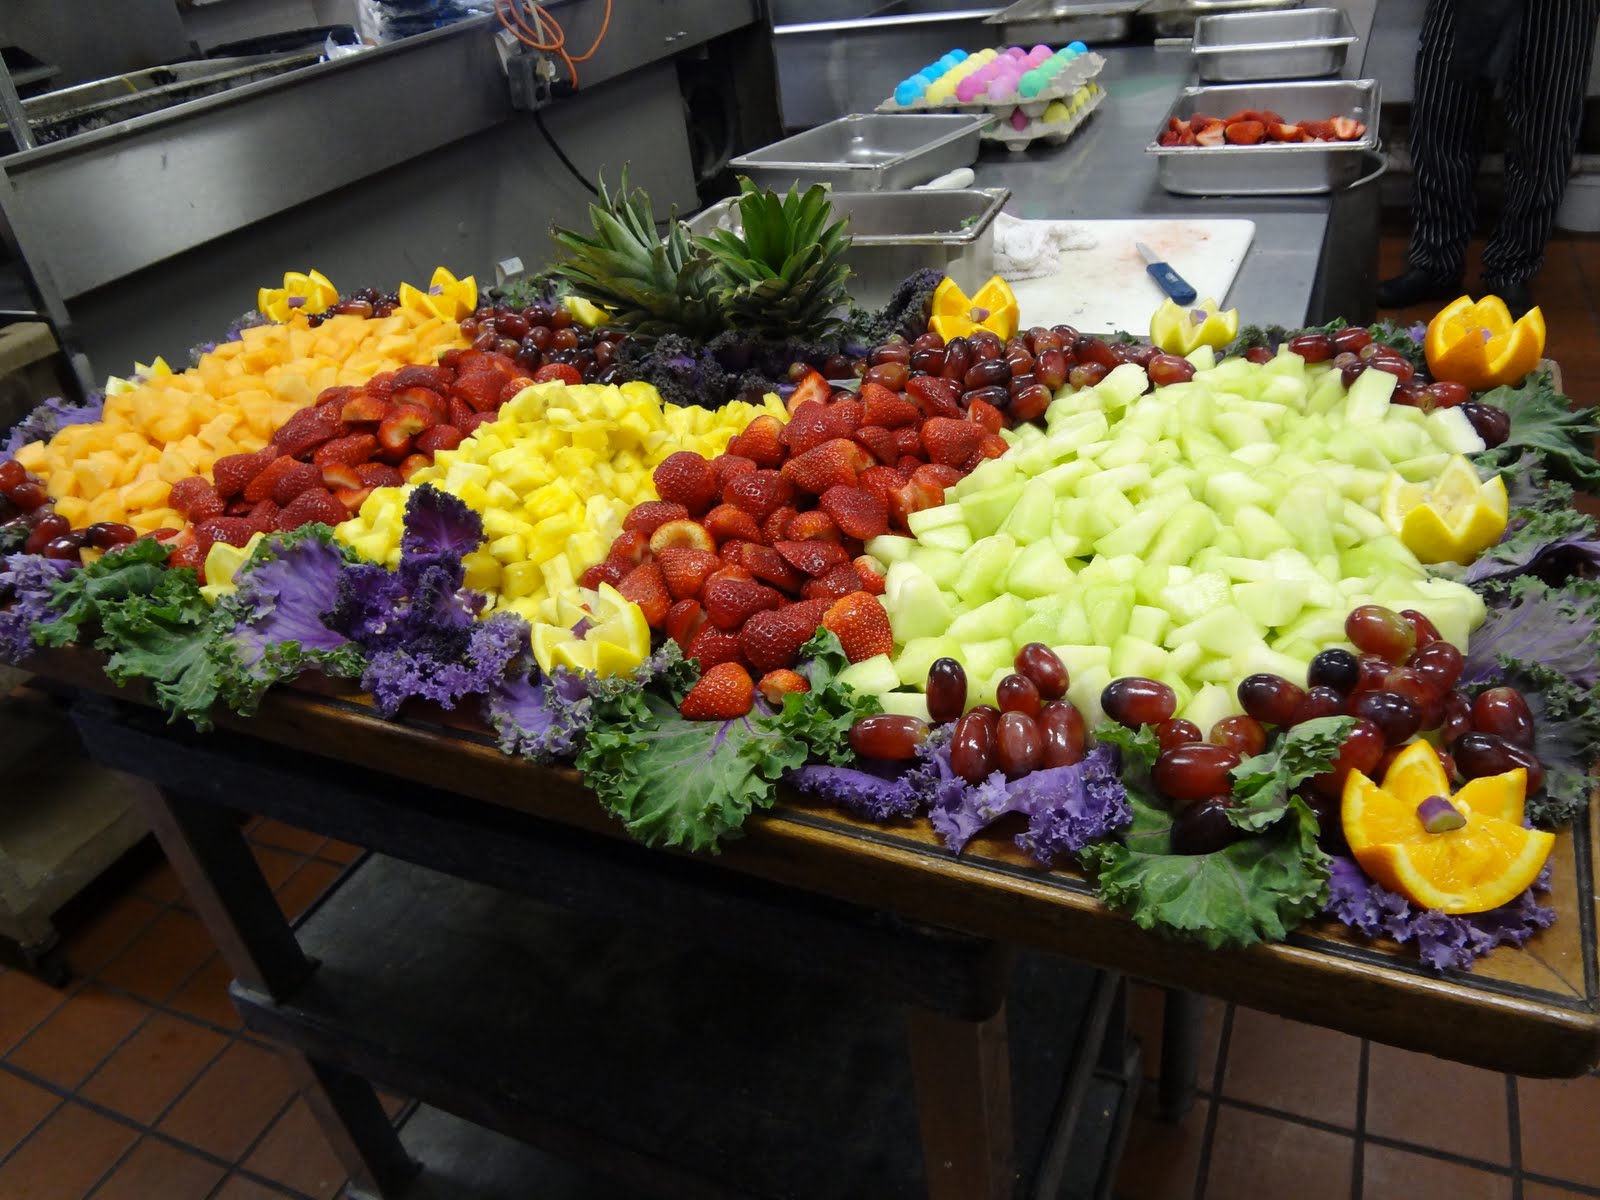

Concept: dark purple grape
[[926, 657, 968, 724], [1348, 690, 1422, 745], [1171, 796, 1244, 855], [951, 710, 996, 783], [997, 673, 1043, 718], [1452, 731, 1544, 793], [1307, 648, 1360, 695], [1459, 402, 1510, 448], [1290, 686, 1346, 726], [1153, 743, 1242, 804], [1237, 673, 1305, 726], [1014, 643, 1068, 700], [1301, 789, 1349, 854]]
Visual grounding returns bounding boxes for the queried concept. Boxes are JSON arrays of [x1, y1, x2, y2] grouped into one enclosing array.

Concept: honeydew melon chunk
[[1097, 363, 1150, 410], [1164, 606, 1264, 657], [1193, 657, 1239, 684], [1054, 642, 1110, 677], [1340, 499, 1392, 541], [961, 637, 1017, 686], [1306, 369, 1348, 415], [970, 668, 1012, 711], [1135, 563, 1172, 607], [877, 692, 932, 722], [1094, 491, 1190, 558], [958, 483, 1024, 538], [885, 565, 954, 642], [1000, 479, 1057, 544], [1401, 577, 1486, 648], [1158, 570, 1231, 624], [1425, 406, 1487, 454], [1200, 357, 1257, 391], [1043, 409, 1111, 444], [1261, 349, 1307, 379], [1258, 375, 1308, 413], [1232, 505, 1297, 558], [1144, 501, 1220, 569], [906, 504, 966, 536], [953, 534, 1018, 604], [947, 593, 1029, 643], [1186, 345, 1218, 371], [1392, 453, 1453, 482], [1340, 540, 1426, 581], [1323, 428, 1391, 472], [1176, 390, 1216, 430], [1012, 601, 1066, 648], [1081, 554, 1143, 584], [1084, 583, 1136, 646], [1067, 664, 1114, 728], [1037, 459, 1098, 496], [1227, 442, 1280, 469], [1008, 439, 1070, 475], [1004, 421, 1047, 448], [1054, 597, 1093, 644], [1181, 683, 1237, 739], [919, 522, 974, 552], [1370, 422, 1433, 463], [1180, 427, 1231, 462], [1080, 462, 1153, 499], [1333, 466, 1391, 501], [1231, 577, 1308, 629], [904, 544, 964, 588], [893, 635, 961, 686], [1231, 642, 1315, 684], [951, 457, 1021, 500], [1111, 635, 1170, 680], [867, 534, 914, 563], [837, 654, 899, 696], [1128, 604, 1171, 644], [1214, 411, 1274, 450], [1005, 540, 1075, 599], [1166, 641, 1206, 680], [1272, 637, 1321, 664], [1342, 366, 1398, 424], [1274, 494, 1337, 561]]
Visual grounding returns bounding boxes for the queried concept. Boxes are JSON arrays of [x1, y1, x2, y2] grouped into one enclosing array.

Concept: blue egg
[[1067, 41, 1088, 54], [895, 81, 921, 106], [920, 66, 944, 82], [949, 48, 969, 62]]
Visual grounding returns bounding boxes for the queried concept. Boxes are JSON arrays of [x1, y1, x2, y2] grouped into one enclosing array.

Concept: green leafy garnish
[[758, 629, 881, 766], [1475, 370, 1600, 490], [1227, 716, 1355, 833]]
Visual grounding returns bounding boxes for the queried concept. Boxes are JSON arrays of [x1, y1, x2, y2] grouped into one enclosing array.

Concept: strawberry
[[355, 462, 404, 489], [192, 516, 257, 557], [702, 575, 783, 630], [376, 409, 432, 458], [315, 385, 359, 411], [859, 465, 906, 509], [617, 561, 671, 627], [822, 591, 893, 662], [719, 540, 754, 570], [580, 559, 627, 590], [680, 661, 755, 720], [365, 372, 397, 402], [1196, 123, 1226, 147], [1271, 122, 1306, 143], [853, 425, 900, 465], [273, 407, 344, 459], [725, 469, 794, 522], [500, 376, 534, 404], [225, 498, 253, 517], [862, 384, 920, 429], [393, 387, 448, 424], [905, 375, 962, 418], [976, 432, 1008, 462], [398, 453, 433, 479], [819, 485, 888, 541], [786, 510, 840, 543], [656, 547, 722, 601], [781, 402, 834, 455], [1330, 116, 1363, 140], [246, 499, 281, 534], [393, 364, 453, 391], [727, 415, 786, 468], [757, 669, 811, 706], [775, 539, 849, 577], [911, 463, 962, 493], [739, 603, 828, 673], [416, 425, 464, 454], [334, 486, 374, 513], [710, 454, 757, 492], [920, 418, 984, 469], [686, 625, 743, 671], [781, 438, 871, 494], [532, 363, 583, 386], [707, 563, 754, 584], [623, 501, 690, 536], [211, 446, 277, 499], [608, 529, 650, 565], [762, 504, 799, 546], [168, 477, 224, 521], [457, 412, 497, 437], [742, 543, 805, 593], [652, 451, 720, 516], [340, 393, 390, 424], [786, 369, 831, 413], [894, 426, 923, 458], [806, 563, 865, 601], [703, 503, 763, 545], [967, 398, 1004, 434], [321, 463, 363, 491], [272, 461, 325, 507], [278, 486, 348, 530], [1224, 120, 1265, 145], [243, 456, 301, 504], [648, 519, 716, 555], [313, 433, 381, 468], [826, 398, 864, 434], [853, 555, 886, 595], [450, 371, 504, 413], [167, 542, 204, 573], [664, 598, 707, 652]]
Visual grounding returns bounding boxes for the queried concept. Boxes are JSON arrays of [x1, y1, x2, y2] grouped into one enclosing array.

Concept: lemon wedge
[[1379, 456, 1508, 565], [198, 532, 266, 605], [529, 583, 650, 677], [1149, 296, 1239, 356]]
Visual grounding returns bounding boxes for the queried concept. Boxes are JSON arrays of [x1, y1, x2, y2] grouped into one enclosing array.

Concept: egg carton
[[876, 52, 1105, 118], [985, 84, 1105, 152]]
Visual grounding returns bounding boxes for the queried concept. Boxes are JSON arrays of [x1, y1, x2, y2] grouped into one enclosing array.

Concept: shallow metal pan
[[1147, 79, 1379, 195], [728, 113, 992, 192], [1193, 8, 1357, 82], [1140, 0, 1302, 39], [985, 0, 1145, 45]]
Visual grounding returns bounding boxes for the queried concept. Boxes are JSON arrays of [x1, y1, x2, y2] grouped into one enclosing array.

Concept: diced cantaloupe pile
[[13, 311, 467, 534], [336, 379, 786, 624]]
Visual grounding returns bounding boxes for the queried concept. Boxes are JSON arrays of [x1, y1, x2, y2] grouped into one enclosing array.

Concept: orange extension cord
[[494, 0, 612, 89]]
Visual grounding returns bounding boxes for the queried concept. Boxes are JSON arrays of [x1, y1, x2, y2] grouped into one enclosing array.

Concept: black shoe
[[1375, 269, 1462, 308], [1482, 279, 1534, 318]]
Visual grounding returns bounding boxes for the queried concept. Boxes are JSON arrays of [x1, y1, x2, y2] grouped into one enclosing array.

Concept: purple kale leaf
[[400, 484, 484, 573], [787, 762, 922, 822], [1460, 576, 1599, 691], [362, 610, 528, 717], [3, 393, 105, 458], [483, 667, 586, 762], [0, 553, 74, 662]]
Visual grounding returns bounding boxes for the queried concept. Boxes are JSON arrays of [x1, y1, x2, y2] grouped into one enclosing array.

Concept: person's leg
[[1481, 0, 1600, 306], [1381, 0, 1492, 304]]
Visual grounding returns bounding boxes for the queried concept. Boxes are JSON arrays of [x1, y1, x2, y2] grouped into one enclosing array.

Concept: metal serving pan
[[985, 0, 1145, 45], [688, 188, 1010, 309], [1140, 0, 1302, 39], [1147, 79, 1379, 195], [1192, 8, 1357, 82], [728, 113, 992, 193]]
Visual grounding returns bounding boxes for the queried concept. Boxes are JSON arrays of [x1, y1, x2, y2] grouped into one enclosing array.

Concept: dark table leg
[[1157, 987, 1205, 1122], [905, 1003, 1014, 1200], [136, 785, 417, 1197]]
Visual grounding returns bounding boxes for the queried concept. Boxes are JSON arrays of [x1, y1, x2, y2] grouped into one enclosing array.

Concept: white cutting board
[[1006, 219, 1256, 335]]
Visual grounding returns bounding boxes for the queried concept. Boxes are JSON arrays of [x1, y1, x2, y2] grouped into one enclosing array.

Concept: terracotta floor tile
[[1517, 1074, 1600, 1188], [252, 846, 306, 892], [0, 969, 66, 1056], [1522, 1182, 1594, 1200], [96, 909, 215, 1003], [158, 1039, 296, 1161], [167, 955, 242, 1032], [1221, 1008, 1361, 1128], [1203, 1106, 1353, 1200], [61, 894, 163, 977], [79, 1013, 228, 1125], [244, 1098, 347, 1200], [213, 1175, 296, 1200], [0, 1068, 59, 1158], [1361, 1144, 1511, 1200], [1363, 1042, 1511, 1165], [1112, 1088, 1206, 1200], [275, 859, 343, 922], [89, 1136, 227, 1200], [6, 985, 148, 1090], [250, 819, 328, 857], [0, 1100, 137, 1200], [132, 855, 187, 908], [317, 839, 362, 865]]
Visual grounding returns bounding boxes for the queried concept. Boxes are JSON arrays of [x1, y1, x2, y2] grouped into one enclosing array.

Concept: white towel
[[992, 213, 1099, 280]]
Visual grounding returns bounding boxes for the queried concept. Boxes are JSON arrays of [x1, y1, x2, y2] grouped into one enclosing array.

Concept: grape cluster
[[0, 459, 135, 559], [306, 286, 402, 325], [458, 304, 631, 385]]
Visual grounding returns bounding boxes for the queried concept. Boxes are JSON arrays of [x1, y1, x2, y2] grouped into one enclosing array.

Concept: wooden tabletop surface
[[31, 648, 1600, 1079]]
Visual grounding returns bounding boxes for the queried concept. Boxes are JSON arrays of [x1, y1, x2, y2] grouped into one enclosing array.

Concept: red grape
[[997, 673, 1043, 718], [1035, 348, 1069, 390], [1067, 362, 1109, 390], [1014, 643, 1068, 700], [1471, 687, 1534, 748], [1345, 604, 1416, 661], [0, 460, 23, 491], [1391, 381, 1428, 407], [941, 337, 972, 381], [1237, 673, 1305, 726], [996, 712, 1043, 779], [913, 331, 945, 351], [1332, 326, 1373, 353], [1147, 353, 1197, 387], [969, 330, 1004, 359], [1244, 347, 1274, 364], [1288, 332, 1334, 362], [1171, 796, 1244, 855], [1039, 701, 1087, 767], [926, 658, 968, 724], [1381, 668, 1443, 729], [870, 341, 911, 366], [42, 535, 82, 560], [1010, 384, 1052, 421], [1074, 336, 1119, 369], [85, 521, 137, 549], [1153, 743, 1242, 804], [1210, 714, 1267, 756], [1352, 654, 1393, 693], [1292, 686, 1347, 725], [1399, 609, 1442, 647], [24, 512, 69, 554], [1440, 690, 1473, 742], [1425, 381, 1469, 408], [848, 714, 929, 761], [911, 348, 946, 374], [1459, 402, 1510, 448], [1005, 347, 1034, 376], [866, 362, 910, 391], [963, 360, 1010, 390], [964, 385, 1010, 411], [8, 481, 45, 510], [1453, 731, 1544, 792], [951, 711, 998, 783], [1306, 718, 1385, 797], [1307, 647, 1360, 694], [1367, 355, 1415, 382], [1348, 690, 1422, 745], [1157, 718, 1203, 750], [1101, 677, 1176, 728], [1340, 363, 1366, 388], [1407, 640, 1463, 692], [967, 704, 1000, 730]]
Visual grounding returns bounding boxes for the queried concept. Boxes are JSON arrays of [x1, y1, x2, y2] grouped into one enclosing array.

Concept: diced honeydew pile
[[857, 348, 1489, 731]]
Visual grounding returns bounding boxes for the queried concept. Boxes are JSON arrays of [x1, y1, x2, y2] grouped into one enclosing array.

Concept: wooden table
[[30, 647, 1600, 1195]]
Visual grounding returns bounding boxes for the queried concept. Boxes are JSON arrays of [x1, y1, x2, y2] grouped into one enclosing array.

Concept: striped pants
[[1407, 0, 1600, 287]]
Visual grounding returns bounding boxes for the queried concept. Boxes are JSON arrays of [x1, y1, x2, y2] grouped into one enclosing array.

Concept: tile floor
[[1, 227, 1598, 1199]]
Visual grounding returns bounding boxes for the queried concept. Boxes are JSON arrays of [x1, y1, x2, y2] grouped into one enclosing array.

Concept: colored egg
[[1005, 45, 1027, 58], [894, 81, 920, 106], [1031, 44, 1052, 56], [1043, 100, 1068, 122], [1010, 108, 1029, 131], [1068, 41, 1087, 53], [949, 48, 969, 62], [955, 77, 984, 102], [989, 79, 1017, 102]]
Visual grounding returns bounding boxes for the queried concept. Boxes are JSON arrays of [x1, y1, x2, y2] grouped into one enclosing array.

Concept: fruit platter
[[2, 179, 1597, 1049]]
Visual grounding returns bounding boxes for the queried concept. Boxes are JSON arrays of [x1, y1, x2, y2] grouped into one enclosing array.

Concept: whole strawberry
[[680, 662, 755, 720]]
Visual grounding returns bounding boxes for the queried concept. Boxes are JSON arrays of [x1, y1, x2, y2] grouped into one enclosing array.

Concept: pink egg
[[1004, 46, 1028, 59], [1031, 44, 1052, 57], [956, 77, 984, 102]]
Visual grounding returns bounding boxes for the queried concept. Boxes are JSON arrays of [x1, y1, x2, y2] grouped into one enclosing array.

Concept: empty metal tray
[[1140, 0, 1303, 39], [1193, 7, 1356, 82], [1147, 78, 1379, 194], [728, 113, 992, 192], [986, 0, 1145, 45]]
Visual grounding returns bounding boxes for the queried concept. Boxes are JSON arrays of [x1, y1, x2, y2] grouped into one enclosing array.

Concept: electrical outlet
[[496, 30, 552, 111]]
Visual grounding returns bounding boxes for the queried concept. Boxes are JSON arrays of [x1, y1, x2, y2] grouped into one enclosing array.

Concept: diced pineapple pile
[[14, 311, 466, 534], [336, 379, 785, 623]]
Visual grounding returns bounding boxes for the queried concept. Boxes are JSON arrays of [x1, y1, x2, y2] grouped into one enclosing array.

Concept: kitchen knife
[[1136, 241, 1197, 305]]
